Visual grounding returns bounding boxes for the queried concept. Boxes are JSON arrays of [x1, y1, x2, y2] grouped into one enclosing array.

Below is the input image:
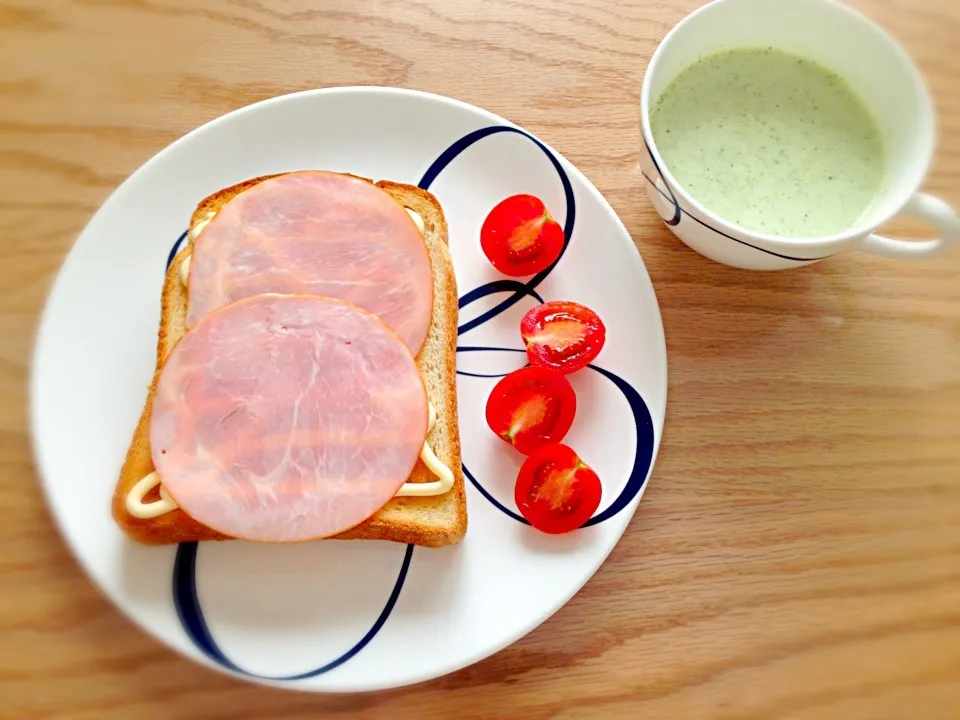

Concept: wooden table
[[3, 1, 958, 717]]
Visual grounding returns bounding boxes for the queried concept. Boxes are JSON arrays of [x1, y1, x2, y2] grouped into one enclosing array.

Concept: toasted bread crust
[[113, 173, 466, 548]]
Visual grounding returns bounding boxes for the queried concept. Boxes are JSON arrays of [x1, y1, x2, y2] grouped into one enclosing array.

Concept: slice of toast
[[111, 174, 467, 548]]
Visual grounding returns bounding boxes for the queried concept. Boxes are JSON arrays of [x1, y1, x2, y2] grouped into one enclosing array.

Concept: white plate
[[30, 87, 667, 692]]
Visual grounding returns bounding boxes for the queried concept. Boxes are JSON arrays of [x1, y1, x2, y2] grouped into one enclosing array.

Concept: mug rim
[[640, 0, 937, 252]]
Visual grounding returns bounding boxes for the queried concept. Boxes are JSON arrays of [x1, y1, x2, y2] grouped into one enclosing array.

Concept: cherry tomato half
[[515, 444, 602, 534], [480, 194, 564, 277], [485, 366, 576, 455], [520, 301, 606, 374]]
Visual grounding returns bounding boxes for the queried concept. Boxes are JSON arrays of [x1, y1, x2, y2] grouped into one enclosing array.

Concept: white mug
[[640, 0, 959, 270]]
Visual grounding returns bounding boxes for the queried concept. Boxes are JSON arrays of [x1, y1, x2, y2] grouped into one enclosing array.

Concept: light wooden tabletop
[[3, 0, 959, 717]]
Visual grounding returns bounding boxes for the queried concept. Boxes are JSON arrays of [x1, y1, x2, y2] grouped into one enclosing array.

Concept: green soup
[[650, 47, 885, 238]]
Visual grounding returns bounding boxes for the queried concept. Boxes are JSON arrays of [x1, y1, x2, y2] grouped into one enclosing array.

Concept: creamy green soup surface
[[650, 47, 885, 238]]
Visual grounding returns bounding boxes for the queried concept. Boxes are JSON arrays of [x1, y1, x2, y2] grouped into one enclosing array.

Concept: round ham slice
[[150, 294, 428, 543], [186, 171, 433, 355]]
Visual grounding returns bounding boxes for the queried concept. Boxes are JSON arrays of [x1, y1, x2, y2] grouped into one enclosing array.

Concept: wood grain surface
[[2, 0, 959, 717]]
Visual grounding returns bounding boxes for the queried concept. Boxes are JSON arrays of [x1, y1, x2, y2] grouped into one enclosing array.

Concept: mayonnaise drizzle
[[126, 472, 178, 519], [189, 211, 216, 241], [395, 403, 455, 497], [127, 403, 453, 519], [179, 254, 191, 287], [405, 207, 424, 233]]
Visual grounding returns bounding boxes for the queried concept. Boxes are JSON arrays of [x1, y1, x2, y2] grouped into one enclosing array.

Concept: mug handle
[[859, 193, 959, 259]]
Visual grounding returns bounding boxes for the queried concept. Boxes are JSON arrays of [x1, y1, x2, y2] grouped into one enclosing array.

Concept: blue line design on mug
[[640, 141, 681, 227], [165, 122, 656, 681], [641, 140, 834, 263]]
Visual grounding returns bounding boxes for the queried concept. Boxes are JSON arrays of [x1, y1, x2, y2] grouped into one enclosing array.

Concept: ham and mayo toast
[[112, 172, 467, 548]]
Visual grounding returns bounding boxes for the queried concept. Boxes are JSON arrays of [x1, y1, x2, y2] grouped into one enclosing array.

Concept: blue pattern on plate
[[173, 543, 414, 679], [168, 124, 656, 680], [419, 125, 575, 335], [455, 347, 655, 527]]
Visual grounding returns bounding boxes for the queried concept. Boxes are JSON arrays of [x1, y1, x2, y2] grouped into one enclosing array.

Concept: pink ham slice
[[150, 295, 428, 543], [186, 171, 434, 355]]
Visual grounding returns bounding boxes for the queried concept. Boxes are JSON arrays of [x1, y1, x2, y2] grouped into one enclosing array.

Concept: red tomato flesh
[[520, 301, 606, 374], [515, 444, 602, 534], [480, 194, 564, 276], [485, 366, 576, 455]]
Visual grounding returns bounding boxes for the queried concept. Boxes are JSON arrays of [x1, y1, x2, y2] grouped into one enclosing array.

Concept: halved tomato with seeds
[[520, 301, 606, 374], [485, 366, 576, 455], [480, 194, 564, 276], [515, 444, 602, 534]]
